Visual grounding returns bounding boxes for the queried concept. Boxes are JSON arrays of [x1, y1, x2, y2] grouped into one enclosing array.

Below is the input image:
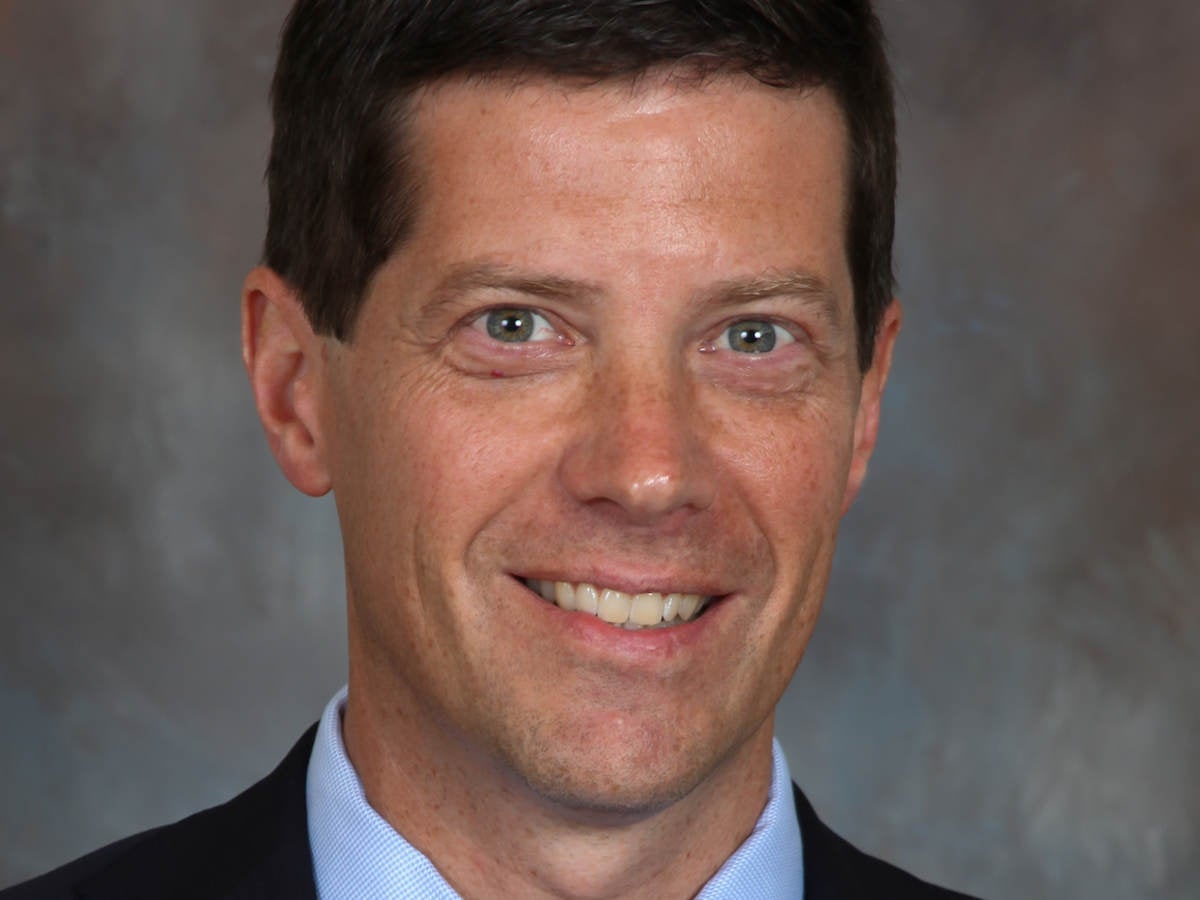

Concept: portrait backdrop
[[1, 1, 1197, 896]]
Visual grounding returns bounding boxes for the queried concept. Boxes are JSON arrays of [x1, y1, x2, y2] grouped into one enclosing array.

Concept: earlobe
[[841, 299, 902, 515], [241, 266, 333, 497]]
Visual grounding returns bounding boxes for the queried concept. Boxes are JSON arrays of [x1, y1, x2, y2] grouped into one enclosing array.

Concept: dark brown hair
[[265, 0, 896, 369]]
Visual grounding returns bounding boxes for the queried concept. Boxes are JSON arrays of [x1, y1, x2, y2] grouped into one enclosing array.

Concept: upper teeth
[[528, 580, 710, 629]]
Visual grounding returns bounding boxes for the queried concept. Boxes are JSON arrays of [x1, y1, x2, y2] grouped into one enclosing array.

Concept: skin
[[243, 71, 900, 899]]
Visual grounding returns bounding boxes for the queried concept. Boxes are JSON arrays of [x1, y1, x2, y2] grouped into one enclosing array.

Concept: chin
[[495, 716, 731, 819], [517, 759, 702, 819]]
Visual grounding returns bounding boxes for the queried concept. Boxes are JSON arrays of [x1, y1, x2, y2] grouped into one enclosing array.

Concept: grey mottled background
[[2, 1, 1197, 896]]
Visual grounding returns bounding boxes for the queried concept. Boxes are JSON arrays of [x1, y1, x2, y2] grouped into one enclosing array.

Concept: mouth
[[521, 578, 716, 630]]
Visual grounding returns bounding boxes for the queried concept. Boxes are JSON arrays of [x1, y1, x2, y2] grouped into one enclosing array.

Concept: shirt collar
[[307, 687, 803, 899]]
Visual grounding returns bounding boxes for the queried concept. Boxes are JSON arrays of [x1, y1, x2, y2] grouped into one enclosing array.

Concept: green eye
[[725, 320, 778, 353], [486, 308, 537, 342]]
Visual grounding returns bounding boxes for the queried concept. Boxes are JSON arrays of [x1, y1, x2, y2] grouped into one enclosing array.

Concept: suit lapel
[[794, 781, 860, 899], [792, 782, 980, 899]]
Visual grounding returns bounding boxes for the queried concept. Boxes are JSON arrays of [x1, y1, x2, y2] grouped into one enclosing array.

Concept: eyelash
[[469, 307, 561, 344], [712, 319, 798, 353]]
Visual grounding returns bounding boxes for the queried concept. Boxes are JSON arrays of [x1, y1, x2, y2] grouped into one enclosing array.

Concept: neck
[[342, 674, 775, 900]]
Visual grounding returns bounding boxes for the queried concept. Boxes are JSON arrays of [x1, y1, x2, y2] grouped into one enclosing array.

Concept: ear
[[842, 299, 902, 515], [241, 266, 333, 497]]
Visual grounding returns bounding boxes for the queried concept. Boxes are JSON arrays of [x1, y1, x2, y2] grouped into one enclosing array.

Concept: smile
[[524, 579, 713, 630]]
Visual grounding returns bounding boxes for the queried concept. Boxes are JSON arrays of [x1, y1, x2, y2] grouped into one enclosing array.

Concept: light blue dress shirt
[[307, 687, 804, 898]]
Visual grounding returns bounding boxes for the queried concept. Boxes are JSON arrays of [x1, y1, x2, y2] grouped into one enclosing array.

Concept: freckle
[[491, 370, 505, 378]]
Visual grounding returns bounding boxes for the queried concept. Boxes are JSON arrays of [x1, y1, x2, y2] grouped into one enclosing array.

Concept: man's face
[[320, 73, 893, 812]]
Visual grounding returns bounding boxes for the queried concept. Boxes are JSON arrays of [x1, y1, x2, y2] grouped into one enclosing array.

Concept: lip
[[511, 574, 731, 665]]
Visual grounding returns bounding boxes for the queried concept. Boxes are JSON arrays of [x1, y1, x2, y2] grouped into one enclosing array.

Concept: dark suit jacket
[[2, 726, 979, 899]]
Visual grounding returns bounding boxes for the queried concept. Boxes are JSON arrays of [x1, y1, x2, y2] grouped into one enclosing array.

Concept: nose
[[557, 356, 718, 524]]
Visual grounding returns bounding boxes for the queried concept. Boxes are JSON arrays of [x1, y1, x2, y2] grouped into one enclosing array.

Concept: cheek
[[708, 395, 856, 588], [381, 378, 570, 544], [719, 398, 855, 508]]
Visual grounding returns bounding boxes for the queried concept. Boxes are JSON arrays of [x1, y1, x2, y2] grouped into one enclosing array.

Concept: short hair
[[265, 0, 896, 370]]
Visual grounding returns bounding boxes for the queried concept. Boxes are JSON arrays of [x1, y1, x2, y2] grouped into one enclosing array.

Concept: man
[[4, 1, 978, 897]]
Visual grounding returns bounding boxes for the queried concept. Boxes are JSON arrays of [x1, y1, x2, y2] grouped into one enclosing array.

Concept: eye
[[715, 319, 795, 354], [477, 307, 558, 343]]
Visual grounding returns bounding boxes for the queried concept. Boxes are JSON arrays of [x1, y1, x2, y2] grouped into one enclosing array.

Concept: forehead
[[395, 71, 852, 300]]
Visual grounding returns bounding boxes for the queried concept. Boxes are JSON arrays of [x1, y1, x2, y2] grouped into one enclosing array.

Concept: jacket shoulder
[[1, 726, 319, 900], [0, 829, 165, 900], [794, 783, 982, 900]]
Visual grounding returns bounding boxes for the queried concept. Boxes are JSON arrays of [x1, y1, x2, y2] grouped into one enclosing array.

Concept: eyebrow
[[420, 261, 604, 324], [419, 260, 844, 330], [699, 271, 845, 331]]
